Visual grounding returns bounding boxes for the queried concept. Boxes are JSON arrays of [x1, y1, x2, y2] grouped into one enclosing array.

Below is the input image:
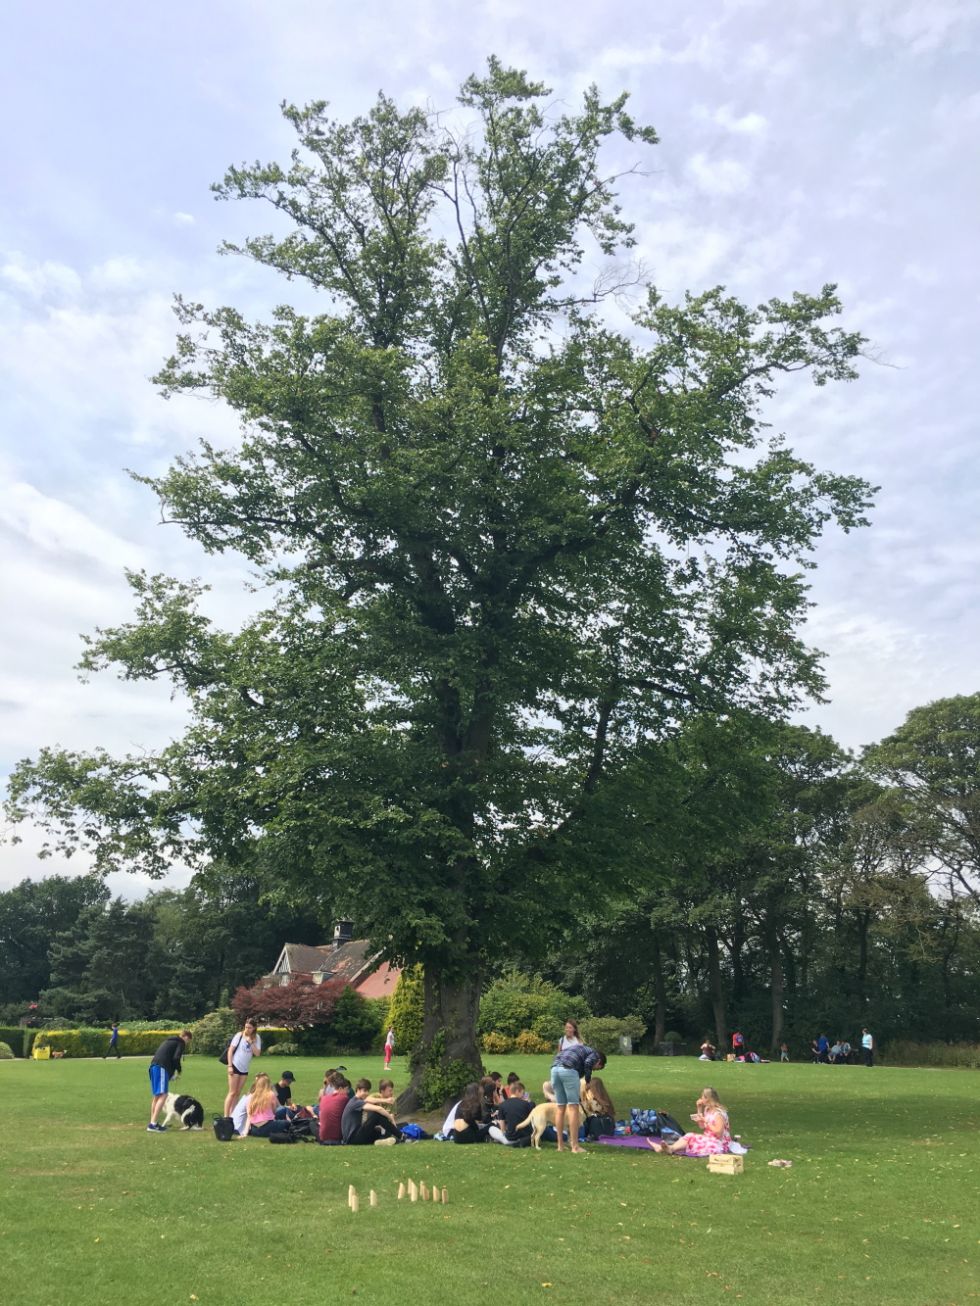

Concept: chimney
[[333, 920, 354, 949]]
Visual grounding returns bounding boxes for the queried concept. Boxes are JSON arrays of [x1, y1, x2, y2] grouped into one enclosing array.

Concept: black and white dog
[[160, 1092, 205, 1130]]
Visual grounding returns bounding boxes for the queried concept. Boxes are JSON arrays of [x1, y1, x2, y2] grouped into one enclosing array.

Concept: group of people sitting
[[811, 1034, 852, 1064], [231, 1067, 402, 1144]]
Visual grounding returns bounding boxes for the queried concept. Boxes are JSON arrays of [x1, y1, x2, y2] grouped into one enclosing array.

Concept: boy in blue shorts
[[147, 1030, 192, 1131]]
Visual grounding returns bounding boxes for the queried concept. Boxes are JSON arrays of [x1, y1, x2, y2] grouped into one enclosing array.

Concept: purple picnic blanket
[[595, 1134, 659, 1148]]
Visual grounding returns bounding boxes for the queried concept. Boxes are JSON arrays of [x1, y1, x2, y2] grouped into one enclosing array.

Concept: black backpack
[[584, 1114, 616, 1139]]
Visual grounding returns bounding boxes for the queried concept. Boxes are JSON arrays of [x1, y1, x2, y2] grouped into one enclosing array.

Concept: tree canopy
[[4, 61, 876, 1103]]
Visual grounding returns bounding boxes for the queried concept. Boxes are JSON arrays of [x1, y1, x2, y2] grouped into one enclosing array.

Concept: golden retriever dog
[[516, 1078, 609, 1149]]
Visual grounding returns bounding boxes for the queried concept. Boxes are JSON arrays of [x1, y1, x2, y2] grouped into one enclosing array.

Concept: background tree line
[[5, 692, 978, 1053]]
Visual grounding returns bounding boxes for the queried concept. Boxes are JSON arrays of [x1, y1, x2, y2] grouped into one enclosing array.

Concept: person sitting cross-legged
[[242, 1073, 289, 1139], [489, 1081, 534, 1146], [342, 1078, 399, 1145]]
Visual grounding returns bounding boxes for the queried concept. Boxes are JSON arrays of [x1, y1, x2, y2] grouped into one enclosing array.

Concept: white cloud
[[712, 105, 768, 135], [172, 211, 196, 226], [1, 254, 82, 301], [686, 152, 751, 197]]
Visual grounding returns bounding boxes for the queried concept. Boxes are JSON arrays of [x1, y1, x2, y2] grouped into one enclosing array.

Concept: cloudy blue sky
[[2, 0, 978, 893]]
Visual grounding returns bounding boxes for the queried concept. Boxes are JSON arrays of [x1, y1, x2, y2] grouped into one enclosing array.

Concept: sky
[[1, 0, 978, 894]]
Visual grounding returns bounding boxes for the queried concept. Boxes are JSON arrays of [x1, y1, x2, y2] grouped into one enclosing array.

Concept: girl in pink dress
[[648, 1087, 731, 1156]]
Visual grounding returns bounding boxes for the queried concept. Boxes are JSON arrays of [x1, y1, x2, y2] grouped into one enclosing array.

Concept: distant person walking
[[384, 1027, 395, 1069], [104, 1022, 121, 1060], [731, 1030, 745, 1059], [861, 1027, 874, 1067]]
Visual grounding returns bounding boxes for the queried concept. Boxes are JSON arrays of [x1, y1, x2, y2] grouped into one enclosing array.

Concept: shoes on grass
[[374, 1135, 398, 1146], [146, 1123, 167, 1132]]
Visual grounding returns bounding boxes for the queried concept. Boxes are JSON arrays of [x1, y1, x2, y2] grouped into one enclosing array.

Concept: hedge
[[33, 1028, 187, 1058], [0, 1026, 31, 1057]]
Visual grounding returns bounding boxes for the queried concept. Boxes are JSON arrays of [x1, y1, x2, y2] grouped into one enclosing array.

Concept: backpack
[[218, 1033, 244, 1066], [286, 1116, 317, 1141], [584, 1114, 615, 1140], [212, 1115, 236, 1142], [629, 1107, 685, 1139], [268, 1131, 298, 1144]]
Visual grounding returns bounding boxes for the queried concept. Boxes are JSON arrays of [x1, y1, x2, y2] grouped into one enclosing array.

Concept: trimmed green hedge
[[0, 1026, 31, 1057], [33, 1028, 187, 1058]]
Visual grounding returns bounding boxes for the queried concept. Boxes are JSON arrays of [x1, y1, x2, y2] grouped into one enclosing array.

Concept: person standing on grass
[[731, 1029, 745, 1059], [147, 1030, 192, 1131], [862, 1028, 874, 1067], [550, 1043, 606, 1154], [384, 1027, 395, 1069], [104, 1022, 121, 1060], [222, 1018, 261, 1118]]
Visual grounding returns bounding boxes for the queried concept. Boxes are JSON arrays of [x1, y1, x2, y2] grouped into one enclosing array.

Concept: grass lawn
[[1, 1053, 977, 1305]]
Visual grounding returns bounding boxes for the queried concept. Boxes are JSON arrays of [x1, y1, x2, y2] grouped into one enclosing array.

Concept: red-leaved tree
[[232, 975, 346, 1028]]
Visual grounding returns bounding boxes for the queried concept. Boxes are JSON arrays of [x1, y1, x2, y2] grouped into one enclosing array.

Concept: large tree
[[5, 62, 874, 1105], [866, 693, 980, 905]]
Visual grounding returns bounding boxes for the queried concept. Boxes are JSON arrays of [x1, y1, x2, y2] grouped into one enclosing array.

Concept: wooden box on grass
[[706, 1153, 744, 1175]]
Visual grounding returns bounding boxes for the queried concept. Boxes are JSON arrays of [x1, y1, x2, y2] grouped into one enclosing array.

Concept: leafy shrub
[[478, 970, 590, 1040], [265, 1042, 301, 1057], [411, 1031, 478, 1110], [189, 1009, 239, 1056], [385, 966, 424, 1053], [515, 1029, 552, 1054], [0, 1042, 14, 1059], [480, 1031, 514, 1055], [531, 1013, 562, 1043], [330, 987, 378, 1052], [418, 1058, 474, 1110], [579, 1015, 647, 1053]]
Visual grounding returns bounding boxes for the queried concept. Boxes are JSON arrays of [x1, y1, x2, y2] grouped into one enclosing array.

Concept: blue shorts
[[149, 1064, 169, 1096], [550, 1065, 580, 1106]]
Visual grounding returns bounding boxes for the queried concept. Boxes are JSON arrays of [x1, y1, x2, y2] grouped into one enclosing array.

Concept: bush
[[478, 970, 590, 1040], [515, 1029, 553, 1054], [0, 1042, 14, 1060], [265, 1042, 302, 1057], [386, 966, 424, 1053], [0, 1026, 29, 1057], [189, 1009, 239, 1057], [579, 1015, 647, 1053], [330, 987, 378, 1052], [411, 1031, 478, 1110], [480, 1031, 514, 1056]]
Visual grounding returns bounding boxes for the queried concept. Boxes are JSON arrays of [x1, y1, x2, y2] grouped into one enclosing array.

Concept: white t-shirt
[[861, 1031, 873, 1050], [229, 1031, 261, 1074], [559, 1035, 583, 1051], [231, 1094, 251, 1135], [442, 1100, 461, 1136]]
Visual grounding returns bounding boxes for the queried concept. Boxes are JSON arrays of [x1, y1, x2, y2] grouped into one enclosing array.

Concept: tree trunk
[[651, 932, 667, 1045], [767, 924, 785, 1053], [399, 964, 483, 1113], [705, 927, 727, 1048], [855, 908, 871, 1008]]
